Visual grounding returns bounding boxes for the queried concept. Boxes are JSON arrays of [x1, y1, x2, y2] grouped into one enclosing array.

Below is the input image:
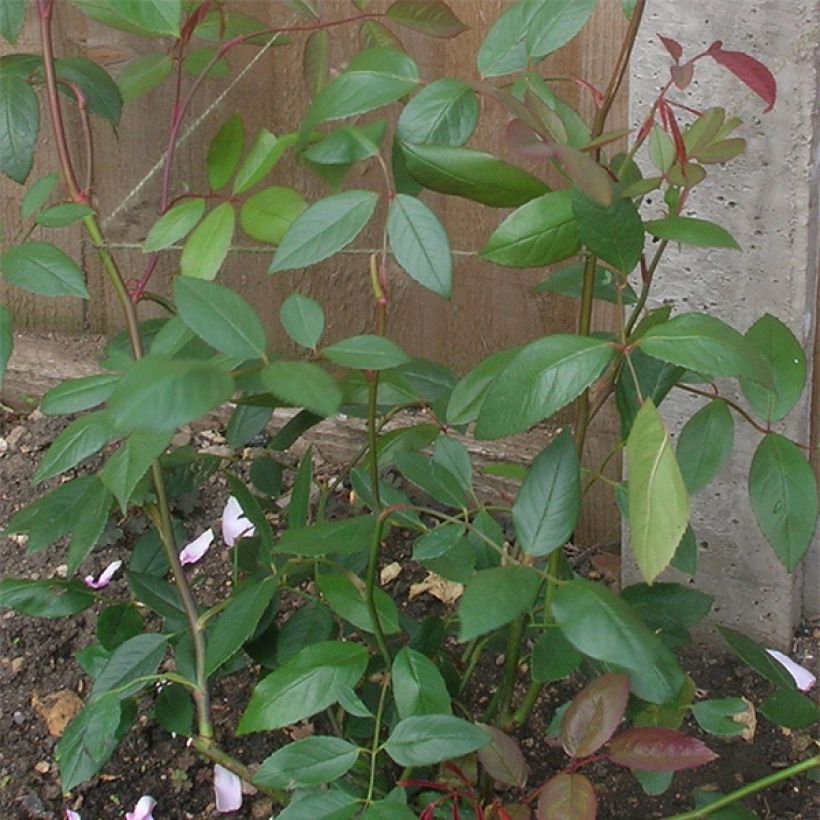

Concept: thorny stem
[[663, 755, 819, 819]]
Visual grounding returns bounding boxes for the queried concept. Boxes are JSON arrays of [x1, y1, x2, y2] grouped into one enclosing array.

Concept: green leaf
[[280, 293, 325, 349], [306, 47, 419, 125], [207, 114, 244, 191], [180, 202, 235, 280], [143, 198, 206, 252], [531, 629, 582, 683], [92, 633, 167, 699], [270, 190, 378, 272], [433, 437, 472, 493], [639, 313, 758, 380], [621, 582, 713, 649], [127, 571, 187, 628], [97, 604, 144, 651], [21, 172, 59, 217], [205, 576, 277, 675], [749, 433, 818, 571], [626, 400, 690, 584], [303, 122, 386, 166], [276, 515, 376, 558], [0, 0, 25, 44], [717, 626, 798, 690], [0, 72, 39, 183], [0, 305, 12, 389], [691, 698, 748, 737], [317, 572, 400, 634], [240, 186, 307, 246], [458, 566, 542, 641], [36, 203, 95, 228], [740, 313, 807, 423], [392, 647, 452, 718], [648, 126, 675, 173], [154, 684, 194, 737], [55, 58, 122, 124], [553, 579, 686, 703], [261, 360, 341, 417], [526, 0, 598, 59], [56, 695, 121, 791], [255, 736, 359, 790], [303, 29, 330, 97], [363, 802, 417, 820], [288, 447, 313, 529], [446, 347, 521, 425], [34, 411, 113, 483], [107, 355, 233, 433], [324, 334, 409, 370], [475, 335, 616, 439], [175, 277, 267, 359], [117, 53, 173, 103], [387, 193, 452, 298], [480, 190, 580, 268], [0, 578, 94, 619], [513, 429, 580, 557], [233, 129, 290, 194], [572, 187, 643, 273], [397, 79, 478, 146], [277, 792, 359, 820], [677, 400, 734, 493], [477, 1, 543, 78], [644, 216, 739, 249], [99, 431, 171, 513], [384, 715, 489, 766], [400, 142, 549, 207], [70, 0, 182, 38], [533, 262, 638, 304], [359, 19, 404, 50], [759, 688, 820, 730], [183, 47, 230, 79], [238, 641, 368, 733], [396, 451, 466, 509], [228, 405, 273, 449], [386, 1, 467, 37], [275, 601, 335, 664], [0, 241, 88, 298]]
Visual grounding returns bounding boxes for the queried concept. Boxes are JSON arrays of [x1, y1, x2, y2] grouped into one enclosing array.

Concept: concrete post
[[624, 1, 819, 647]]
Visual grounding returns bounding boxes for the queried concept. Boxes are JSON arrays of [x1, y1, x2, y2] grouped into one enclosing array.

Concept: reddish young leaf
[[659, 99, 688, 167], [670, 62, 694, 90], [607, 727, 718, 771], [506, 119, 552, 161], [386, 0, 468, 38], [536, 774, 597, 820], [497, 805, 532, 820], [708, 48, 776, 112], [560, 674, 630, 758], [476, 724, 530, 788], [658, 34, 683, 63], [554, 145, 613, 206]]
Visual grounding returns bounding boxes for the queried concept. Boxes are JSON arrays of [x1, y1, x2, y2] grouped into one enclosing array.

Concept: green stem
[[485, 616, 526, 725], [366, 513, 392, 669], [624, 240, 668, 338], [366, 676, 391, 803], [367, 376, 382, 510], [511, 680, 542, 728], [663, 755, 819, 819]]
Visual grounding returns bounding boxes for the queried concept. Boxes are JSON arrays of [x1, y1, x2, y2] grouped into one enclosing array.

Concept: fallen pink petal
[[179, 528, 215, 566], [64, 811, 81, 820], [83, 559, 123, 590], [125, 795, 156, 820], [766, 649, 817, 692], [222, 496, 255, 547], [214, 763, 243, 812]]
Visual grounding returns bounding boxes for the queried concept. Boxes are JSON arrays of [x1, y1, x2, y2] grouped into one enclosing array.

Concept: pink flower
[[214, 764, 243, 812], [179, 528, 214, 566], [125, 795, 156, 820], [83, 560, 123, 590], [221, 496, 255, 547], [65, 811, 81, 820], [766, 649, 817, 692]]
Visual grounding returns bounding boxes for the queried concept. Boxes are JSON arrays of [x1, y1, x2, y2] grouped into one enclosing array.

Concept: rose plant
[[0, 0, 817, 818]]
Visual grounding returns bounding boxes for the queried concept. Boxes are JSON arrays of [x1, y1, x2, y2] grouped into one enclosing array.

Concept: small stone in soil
[[13, 711, 26, 725]]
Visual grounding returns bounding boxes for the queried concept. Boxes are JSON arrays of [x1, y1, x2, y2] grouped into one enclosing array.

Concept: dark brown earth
[[0, 405, 817, 819]]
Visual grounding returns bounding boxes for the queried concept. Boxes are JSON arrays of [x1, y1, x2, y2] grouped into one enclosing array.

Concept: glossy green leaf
[[527, 0, 598, 59], [446, 346, 521, 425], [0, 0, 25, 44], [401, 142, 549, 207], [34, 411, 113, 483], [388, 193, 452, 297], [324, 334, 409, 370], [233, 129, 290, 194], [70, 0, 182, 38], [318, 571, 400, 635], [392, 647, 452, 718], [385, 715, 489, 766], [238, 641, 368, 733], [621, 582, 712, 649], [55, 58, 122, 124], [180, 202, 235, 280], [92, 633, 167, 699], [677, 400, 734, 493], [749, 433, 818, 571], [532, 629, 582, 683], [533, 262, 638, 304], [395, 451, 466, 509], [21, 172, 58, 217], [740, 313, 807, 423], [0, 305, 12, 389], [280, 293, 324, 349], [261, 360, 341, 417], [97, 604, 144, 651], [644, 216, 739, 249], [288, 447, 312, 529], [183, 47, 230, 79], [0, 578, 94, 619], [616, 348, 683, 438], [1, 241, 88, 298], [717, 626, 798, 690], [117, 53, 173, 102], [386, 1, 467, 37], [303, 29, 330, 97], [207, 114, 244, 191], [397, 79, 478, 145], [359, 19, 404, 50], [648, 126, 675, 173], [477, 1, 543, 78], [240, 186, 306, 246], [458, 566, 541, 641], [270, 190, 378, 272], [143, 198, 206, 252], [513, 429, 580, 557], [175, 277, 266, 359], [154, 684, 193, 737], [432, 437, 472, 493], [553, 579, 685, 703], [303, 122, 386, 166], [228, 405, 273, 449], [0, 72, 39, 183], [275, 515, 376, 558], [362, 801, 417, 820], [99, 431, 171, 513], [572, 188, 643, 273], [127, 572, 187, 628], [108, 355, 233, 433], [36, 203, 95, 228], [275, 601, 335, 664], [475, 335, 616, 439], [255, 736, 359, 790], [480, 190, 580, 268], [691, 698, 748, 737], [759, 688, 820, 730], [277, 792, 358, 820]]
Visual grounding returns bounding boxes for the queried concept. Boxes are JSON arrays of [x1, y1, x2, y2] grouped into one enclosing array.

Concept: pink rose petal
[[65, 811, 81, 820], [83, 559, 123, 590], [214, 763, 243, 812], [766, 649, 817, 692], [179, 528, 215, 566], [222, 496, 255, 547], [125, 795, 156, 820]]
